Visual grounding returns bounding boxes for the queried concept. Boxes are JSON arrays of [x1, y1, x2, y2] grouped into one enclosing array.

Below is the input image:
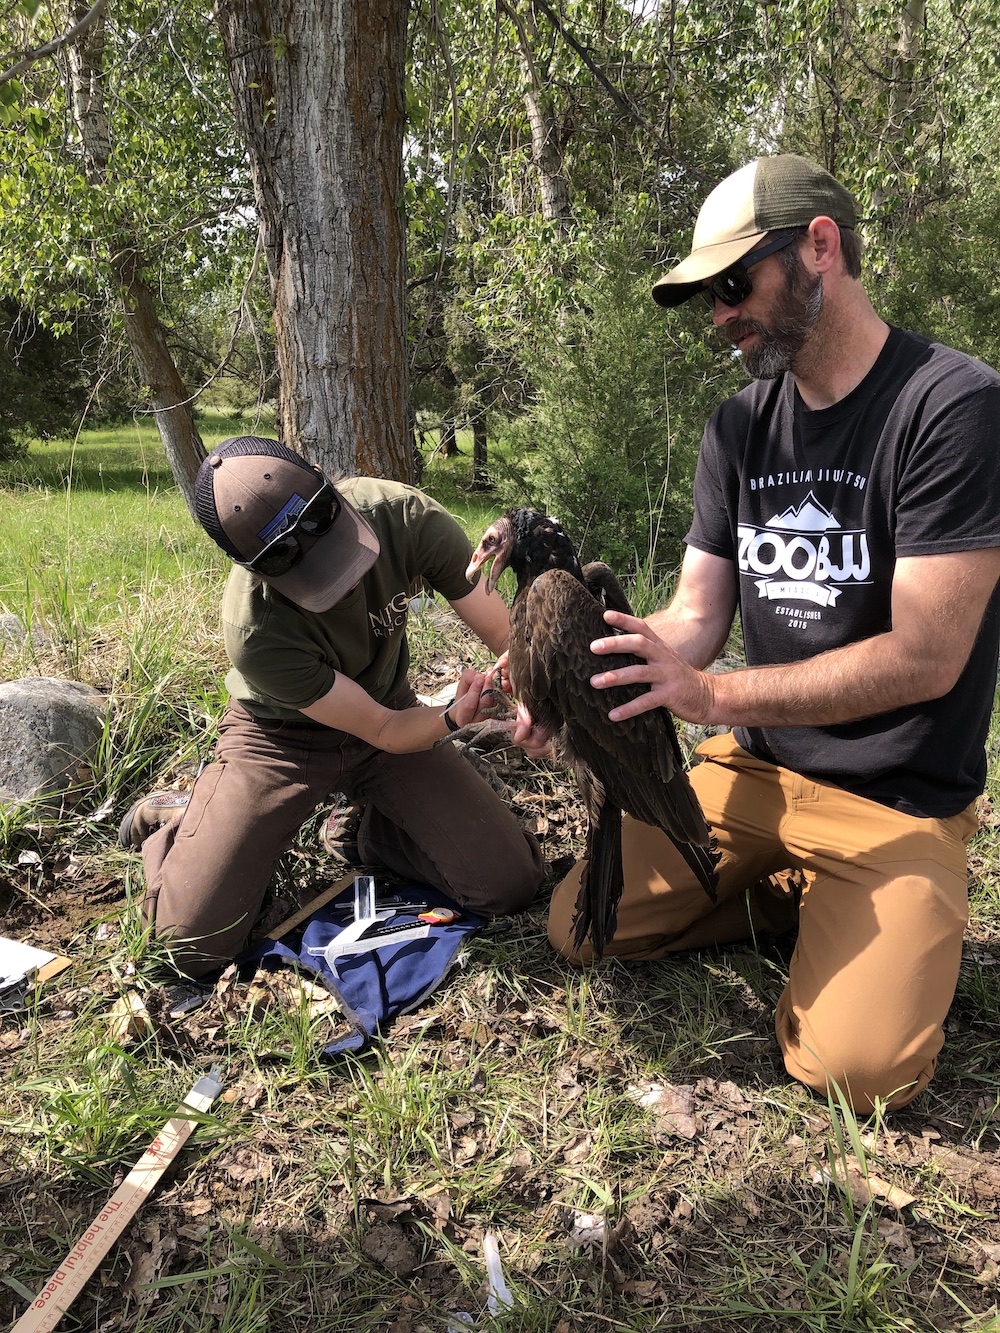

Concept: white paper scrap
[[416, 683, 459, 707], [0, 936, 57, 991], [484, 1232, 513, 1315]]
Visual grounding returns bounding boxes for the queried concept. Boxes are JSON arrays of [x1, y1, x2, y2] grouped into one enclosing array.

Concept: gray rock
[[0, 614, 25, 645], [0, 614, 51, 653], [0, 677, 109, 808]]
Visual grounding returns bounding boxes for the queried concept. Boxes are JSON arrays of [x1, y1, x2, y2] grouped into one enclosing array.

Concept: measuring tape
[[12, 1066, 224, 1333]]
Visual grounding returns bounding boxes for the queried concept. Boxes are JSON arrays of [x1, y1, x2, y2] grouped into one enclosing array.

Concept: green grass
[[416, 434, 510, 540], [0, 416, 242, 611], [1, 425, 999, 1333]]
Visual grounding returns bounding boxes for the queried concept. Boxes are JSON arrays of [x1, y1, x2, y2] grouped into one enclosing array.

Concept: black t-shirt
[[687, 327, 1000, 817]]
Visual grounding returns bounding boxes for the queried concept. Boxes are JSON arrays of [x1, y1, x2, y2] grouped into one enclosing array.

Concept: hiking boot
[[119, 790, 191, 851], [319, 798, 364, 866]]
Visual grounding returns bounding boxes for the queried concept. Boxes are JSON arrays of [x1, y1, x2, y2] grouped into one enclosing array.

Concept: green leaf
[[0, 1274, 38, 1304], [24, 105, 51, 146], [0, 80, 24, 110]]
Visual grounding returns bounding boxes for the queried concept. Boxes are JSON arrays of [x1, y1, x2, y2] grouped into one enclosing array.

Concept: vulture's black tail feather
[[672, 833, 720, 903], [571, 861, 592, 955], [572, 796, 623, 959]]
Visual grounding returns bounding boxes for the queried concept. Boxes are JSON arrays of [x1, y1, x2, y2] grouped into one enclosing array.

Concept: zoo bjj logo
[[737, 492, 870, 608]]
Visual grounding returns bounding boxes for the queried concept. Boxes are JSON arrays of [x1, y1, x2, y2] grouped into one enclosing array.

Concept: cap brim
[[264, 489, 380, 612], [651, 232, 765, 308]]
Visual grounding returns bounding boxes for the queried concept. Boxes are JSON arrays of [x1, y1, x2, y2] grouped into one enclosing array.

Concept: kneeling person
[[544, 155, 1000, 1113], [122, 436, 543, 977]]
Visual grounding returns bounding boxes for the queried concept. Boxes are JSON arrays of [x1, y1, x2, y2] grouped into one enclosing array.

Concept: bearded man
[[540, 155, 1000, 1112]]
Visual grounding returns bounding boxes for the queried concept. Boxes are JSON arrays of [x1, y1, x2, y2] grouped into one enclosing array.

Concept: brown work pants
[[142, 696, 543, 977], [548, 732, 976, 1112]]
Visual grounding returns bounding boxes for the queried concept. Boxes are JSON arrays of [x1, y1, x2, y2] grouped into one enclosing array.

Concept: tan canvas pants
[[548, 732, 977, 1112], [143, 696, 543, 978]]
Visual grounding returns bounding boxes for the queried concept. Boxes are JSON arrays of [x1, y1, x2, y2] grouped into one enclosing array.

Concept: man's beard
[[724, 265, 824, 380]]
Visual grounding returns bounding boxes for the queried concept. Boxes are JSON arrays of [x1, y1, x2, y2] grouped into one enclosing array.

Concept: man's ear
[[805, 216, 842, 275]]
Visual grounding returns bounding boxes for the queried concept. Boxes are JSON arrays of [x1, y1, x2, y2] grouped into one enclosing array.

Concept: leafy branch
[[0, 0, 106, 87]]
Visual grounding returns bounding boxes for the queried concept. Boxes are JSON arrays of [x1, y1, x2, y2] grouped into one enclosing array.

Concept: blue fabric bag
[[241, 883, 482, 1058]]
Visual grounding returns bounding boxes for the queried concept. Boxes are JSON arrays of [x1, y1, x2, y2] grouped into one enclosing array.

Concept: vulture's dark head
[[467, 508, 584, 595]]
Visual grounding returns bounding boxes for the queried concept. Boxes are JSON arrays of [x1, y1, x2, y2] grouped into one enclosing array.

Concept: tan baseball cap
[[195, 437, 380, 612], [652, 154, 858, 308]]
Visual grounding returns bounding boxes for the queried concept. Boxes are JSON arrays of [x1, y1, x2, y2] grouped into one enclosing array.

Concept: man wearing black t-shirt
[[542, 155, 1000, 1112]]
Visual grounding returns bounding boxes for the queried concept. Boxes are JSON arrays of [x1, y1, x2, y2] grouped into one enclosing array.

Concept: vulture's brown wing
[[520, 571, 712, 853], [582, 561, 633, 616]]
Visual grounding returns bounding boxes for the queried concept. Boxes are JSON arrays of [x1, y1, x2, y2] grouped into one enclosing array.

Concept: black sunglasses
[[701, 233, 798, 308], [241, 482, 341, 578]]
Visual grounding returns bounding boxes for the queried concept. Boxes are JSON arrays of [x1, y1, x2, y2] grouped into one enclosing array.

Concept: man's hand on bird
[[590, 609, 717, 725], [435, 666, 517, 747]]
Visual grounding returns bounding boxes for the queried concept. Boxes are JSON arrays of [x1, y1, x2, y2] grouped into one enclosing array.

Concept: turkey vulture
[[467, 508, 718, 957]]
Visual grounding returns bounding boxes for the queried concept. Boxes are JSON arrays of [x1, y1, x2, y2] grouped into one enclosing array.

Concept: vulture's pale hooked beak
[[466, 545, 499, 595], [466, 527, 508, 595], [465, 547, 485, 584]]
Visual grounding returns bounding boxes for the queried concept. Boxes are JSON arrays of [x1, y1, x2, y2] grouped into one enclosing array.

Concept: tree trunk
[[215, 0, 411, 482], [471, 415, 489, 490], [523, 86, 570, 224], [439, 419, 458, 456], [889, 0, 925, 128], [500, 0, 571, 226], [67, 2, 205, 516], [108, 254, 207, 518]]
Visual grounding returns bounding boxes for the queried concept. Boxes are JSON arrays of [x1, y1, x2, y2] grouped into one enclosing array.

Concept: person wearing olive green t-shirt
[[119, 436, 542, 978]]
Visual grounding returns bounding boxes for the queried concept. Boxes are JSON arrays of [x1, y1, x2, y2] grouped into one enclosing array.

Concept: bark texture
[[499, 0, 570, 226], [67, 2, 205, 516], [215, 0, 410, 480], [523, 84, 570, 224], [890, 0, 926, 126]]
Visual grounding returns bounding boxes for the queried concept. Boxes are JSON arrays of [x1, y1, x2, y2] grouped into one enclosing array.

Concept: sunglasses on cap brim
[[240, 482, 341, 578], [701, 233, 798, 308]]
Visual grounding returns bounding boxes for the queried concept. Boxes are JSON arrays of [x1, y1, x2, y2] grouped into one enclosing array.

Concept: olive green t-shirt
[[220, 477, 475, 720]]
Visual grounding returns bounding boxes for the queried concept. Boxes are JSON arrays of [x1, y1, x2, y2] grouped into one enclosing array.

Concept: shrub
[[491, 254, 736, 576], [0, 301, 96, 459]]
